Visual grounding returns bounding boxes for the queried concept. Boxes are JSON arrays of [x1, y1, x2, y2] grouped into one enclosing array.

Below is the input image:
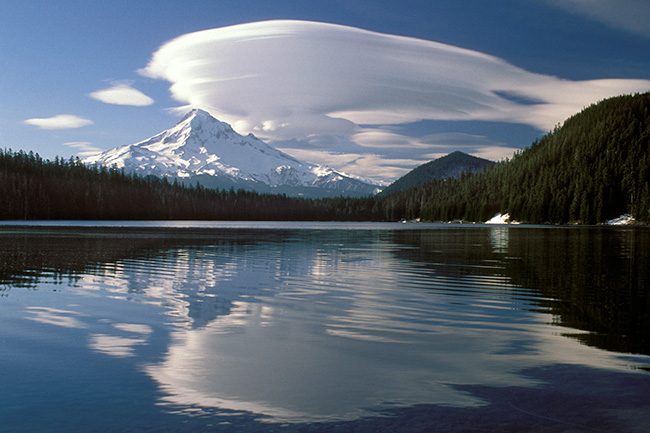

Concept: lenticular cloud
[[24, 114, 93, 130], [140, 20, 650, 144], [89, 83, 154, 106]]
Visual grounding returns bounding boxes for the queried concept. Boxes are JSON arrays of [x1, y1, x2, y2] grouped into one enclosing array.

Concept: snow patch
[[606, 214, 635, 225], [485, 213, 519, 225]]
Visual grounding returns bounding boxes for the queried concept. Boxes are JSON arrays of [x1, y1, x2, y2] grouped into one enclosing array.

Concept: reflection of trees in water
[[504, 228, 650, 355], [0, 229, 277, 328], [0, 230, 149, 289], [388, 229, 514, 282], [389, 227, 650, 355], [0, 228, 269, 287], [0, 228, 379, 329], [0, 228, 230, 291]]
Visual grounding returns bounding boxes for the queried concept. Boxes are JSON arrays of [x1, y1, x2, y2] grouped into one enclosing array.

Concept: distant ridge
[[380, 151, 493, 195]]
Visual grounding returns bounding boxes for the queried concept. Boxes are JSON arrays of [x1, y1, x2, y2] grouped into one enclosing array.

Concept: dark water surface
[[0, 222, 649, 432]]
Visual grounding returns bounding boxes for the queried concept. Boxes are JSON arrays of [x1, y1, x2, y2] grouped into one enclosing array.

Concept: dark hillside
[[380, 151, 494, 196]]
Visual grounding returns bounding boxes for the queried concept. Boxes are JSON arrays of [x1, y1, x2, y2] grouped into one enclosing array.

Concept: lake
[[1, 221, 649, 432]]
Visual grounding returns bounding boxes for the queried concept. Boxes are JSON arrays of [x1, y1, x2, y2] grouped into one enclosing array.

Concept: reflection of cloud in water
[[130, 236, 635, 422], [146, 291, 631, 422], [88, 322, 153, 358], [146, 301, 489, 422], [44, 231, 641, 422], [112, 323, 152, 335], [25, 306, 86, 329], [89, 334, 147, 358]]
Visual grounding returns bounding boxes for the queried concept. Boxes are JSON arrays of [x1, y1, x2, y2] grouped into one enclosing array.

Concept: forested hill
[[380, 151, 493, 196], [381, 92, 650, 224]]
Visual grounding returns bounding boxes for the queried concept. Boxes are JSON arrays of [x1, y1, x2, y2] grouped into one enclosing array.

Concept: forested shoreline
[[2, 93, 649, 224], [381, 92, 650, 224], [0, 150, 337, 221]]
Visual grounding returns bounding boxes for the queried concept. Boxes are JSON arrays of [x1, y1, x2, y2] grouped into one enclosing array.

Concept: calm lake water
[[1, 221, 649, 432]]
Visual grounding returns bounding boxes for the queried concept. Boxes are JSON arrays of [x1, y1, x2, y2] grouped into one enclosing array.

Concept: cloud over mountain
[[135, 20, 650, 181], [140, 20, 650, 143]]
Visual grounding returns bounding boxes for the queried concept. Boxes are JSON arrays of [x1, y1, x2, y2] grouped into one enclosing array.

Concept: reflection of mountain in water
[[3, 226, 649, 354], [105, 229, 392, 330], [1, 228, 385, 330]]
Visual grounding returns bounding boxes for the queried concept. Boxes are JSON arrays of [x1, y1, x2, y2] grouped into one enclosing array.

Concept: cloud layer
[[89, 83, 154, 106], [63, 141, 104, 157], [24, 114, 93, 129], [140, 20, 650, 179]]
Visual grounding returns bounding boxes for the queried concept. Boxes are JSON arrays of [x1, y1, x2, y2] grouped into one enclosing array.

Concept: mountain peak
[[177, 108, 234, 133], [181, 108, 212, 120], [83, 109, 380, 198], [380, 151, 494, 195]]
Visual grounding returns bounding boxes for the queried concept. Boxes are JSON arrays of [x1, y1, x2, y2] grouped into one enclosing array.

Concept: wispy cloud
[[63, 141, 104, 157], [24, 114, 93, 129], [419, 133, 517, 162], [351, 130, 426, 149], [545, 0, 650, 38], [279, 147, 427, 183], [89, 83, 154, 106], [468, 146, 522, 162]]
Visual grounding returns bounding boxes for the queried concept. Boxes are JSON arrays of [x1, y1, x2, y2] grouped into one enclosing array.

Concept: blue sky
[[2, 0, 650, 183]]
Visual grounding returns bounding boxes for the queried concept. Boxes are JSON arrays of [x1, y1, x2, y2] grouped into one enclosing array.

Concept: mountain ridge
[[380, 151, 494, 195]]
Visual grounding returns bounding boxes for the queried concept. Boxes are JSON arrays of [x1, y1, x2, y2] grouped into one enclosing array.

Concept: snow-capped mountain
[[84, 109, 381, 198]]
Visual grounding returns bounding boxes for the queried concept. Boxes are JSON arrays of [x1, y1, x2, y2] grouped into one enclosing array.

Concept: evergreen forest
[[0, 151, 333, 220], [1, 92, 649, 224], [380, 92, 650, 224]]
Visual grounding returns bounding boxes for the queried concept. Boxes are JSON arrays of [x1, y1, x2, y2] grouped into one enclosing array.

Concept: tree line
[[0, 150, 337, 220]]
